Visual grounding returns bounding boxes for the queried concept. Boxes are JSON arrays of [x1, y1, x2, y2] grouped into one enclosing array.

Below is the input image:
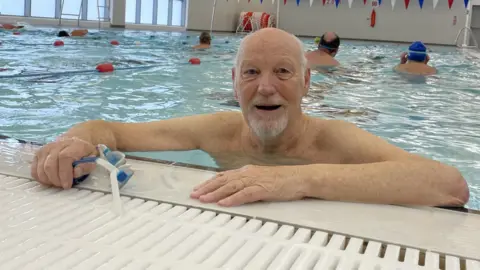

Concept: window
[[1, 0, 25, 16], [31, 0, 56, 18], [125, 0, 136, 23], [171, 0, 182, 26], [140, 0, 153, 24], [156, 0, 168, 25]]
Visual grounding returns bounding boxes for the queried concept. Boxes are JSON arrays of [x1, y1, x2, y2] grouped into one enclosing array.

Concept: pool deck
[[1, 138, 480, 268]]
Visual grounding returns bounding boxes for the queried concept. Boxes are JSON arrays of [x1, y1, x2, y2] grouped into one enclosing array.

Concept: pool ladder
[[454, 27, 479, 49], [58, 0, 110, 29], [59, 0, 83, 27], [97, 0, 111, 29]]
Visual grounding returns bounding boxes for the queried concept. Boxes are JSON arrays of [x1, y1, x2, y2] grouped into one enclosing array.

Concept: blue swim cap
[[407, 41, 427, 62]]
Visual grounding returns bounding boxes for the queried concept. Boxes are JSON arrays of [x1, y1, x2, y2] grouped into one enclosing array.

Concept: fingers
[[43, 151, 62, 188], [218, 186, 265, 207], [31, 138, 97, 189], [195, 179, 246, 203], [191, 173, 226, 197]]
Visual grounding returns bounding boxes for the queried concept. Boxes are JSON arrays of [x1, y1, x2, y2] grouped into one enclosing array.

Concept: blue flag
[[419, 0, 423, 8], [335, 0, 340, 7], [465, 0, 469, 8], [379, 0, 382, 4], [296, 0, 300, 5]]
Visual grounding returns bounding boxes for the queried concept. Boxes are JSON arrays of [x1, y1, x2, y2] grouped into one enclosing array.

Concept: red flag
[[322, 0, 326, 4], [448, 0, 454, 8], [364, 0, 367, 4], [285, 0, 287, 4], [404, 0, 410, 8]]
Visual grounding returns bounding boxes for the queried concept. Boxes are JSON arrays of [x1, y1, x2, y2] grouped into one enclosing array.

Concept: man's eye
[[277, 68, 291, 73], [244, 69, 258, 75]]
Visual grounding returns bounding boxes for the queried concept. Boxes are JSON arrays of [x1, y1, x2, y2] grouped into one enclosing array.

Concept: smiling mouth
[[255, 105, 282, 111]]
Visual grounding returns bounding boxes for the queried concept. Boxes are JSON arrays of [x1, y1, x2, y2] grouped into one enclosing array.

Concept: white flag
[[348, 0, 353, 7], [391, 0, 396, 10], [310, 0, 314, 6], [273, 0, 275, 3], [432, 0, 438, 9]]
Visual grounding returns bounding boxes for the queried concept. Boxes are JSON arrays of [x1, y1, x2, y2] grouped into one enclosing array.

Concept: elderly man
[[305, 32, 341, 68], [31, 28, 469, 208]]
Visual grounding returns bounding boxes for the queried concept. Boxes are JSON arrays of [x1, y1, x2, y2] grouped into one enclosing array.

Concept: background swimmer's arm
[[59, 112, 237, 152], [298, 121, 469, 207]]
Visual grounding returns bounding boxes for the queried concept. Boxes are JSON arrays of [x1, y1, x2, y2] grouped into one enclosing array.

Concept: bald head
[[322, 32, 338, 43], [234, 28, 307, 77], [318, 32, 340, 53]]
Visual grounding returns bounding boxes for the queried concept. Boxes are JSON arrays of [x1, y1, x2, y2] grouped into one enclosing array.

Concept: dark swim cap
[[407, 41, 427, 62], [57, 30, 70, 37]]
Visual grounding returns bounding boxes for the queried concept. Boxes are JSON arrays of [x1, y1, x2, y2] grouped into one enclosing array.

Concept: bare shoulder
[[312, 118, 422, 163]]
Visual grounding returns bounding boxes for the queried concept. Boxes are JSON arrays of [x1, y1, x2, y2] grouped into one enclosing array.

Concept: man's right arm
[[32, 112, 239, 188]]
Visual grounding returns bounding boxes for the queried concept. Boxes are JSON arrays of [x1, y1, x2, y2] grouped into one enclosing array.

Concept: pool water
[[1, 26, 479, 209]]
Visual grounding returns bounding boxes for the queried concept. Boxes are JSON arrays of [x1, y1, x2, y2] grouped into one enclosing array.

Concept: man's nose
[[257, 73, 277, 96]]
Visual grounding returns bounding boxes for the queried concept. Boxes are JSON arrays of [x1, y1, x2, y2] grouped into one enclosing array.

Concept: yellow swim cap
[[314, 37, 320, 44]]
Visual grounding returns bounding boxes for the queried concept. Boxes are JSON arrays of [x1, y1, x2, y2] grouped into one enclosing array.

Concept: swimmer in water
[[305, 32, 341, 69], [394, 41, 437, 76], [57, 29, 89, 37], [0, 23, 24, 30], [193, 32, 211, 49]]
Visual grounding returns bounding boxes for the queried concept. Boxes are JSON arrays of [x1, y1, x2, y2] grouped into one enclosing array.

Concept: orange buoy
[[189, 58, 201, 65], [370, 9, 376, 28], [53, 40, 64, 46], [96, 63, 114, 73], [110, 40, 119, 45], [13, 32, 20, 35]]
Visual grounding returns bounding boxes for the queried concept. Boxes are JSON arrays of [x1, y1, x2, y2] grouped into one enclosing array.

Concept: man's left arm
[[299, 121, 469, 207]]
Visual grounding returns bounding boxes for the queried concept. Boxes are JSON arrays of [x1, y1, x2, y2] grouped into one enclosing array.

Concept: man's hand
[[190, 165, 307, 207]]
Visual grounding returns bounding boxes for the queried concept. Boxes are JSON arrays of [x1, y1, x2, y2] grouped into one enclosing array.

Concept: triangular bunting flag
[[419, 0, 423, 8], [432, 0, 438, 8], [404, 0, 409, 8], [273, 0, 275, 3], [260, 0, 263, 3], [464, 0, 469, 8], [310, 0, 314, 6], [322, 0, 326, 4], [379, 0, 382, 4], [284, 0, 287, 4], [391, 0, 396, 9], [335, 0, 340, 7], [364, 0, 366, 4], [296, 0, 300, 5], [348, 0, 353, 7], [448, 0, 454, 8]]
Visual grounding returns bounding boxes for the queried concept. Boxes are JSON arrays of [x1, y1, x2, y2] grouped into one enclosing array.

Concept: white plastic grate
[[1, 173, 479, 270]]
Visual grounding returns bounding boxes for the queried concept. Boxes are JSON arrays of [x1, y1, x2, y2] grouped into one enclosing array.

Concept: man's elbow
[[443, 166, 470, 206]]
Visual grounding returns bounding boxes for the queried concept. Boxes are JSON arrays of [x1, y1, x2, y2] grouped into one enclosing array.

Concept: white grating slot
[[1, 173, 479, 270]]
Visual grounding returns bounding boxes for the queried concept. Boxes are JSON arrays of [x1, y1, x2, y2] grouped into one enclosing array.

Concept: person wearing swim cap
[[57, 29, 88, 37], [193, 32, 211, 49], [305, 32, 341, 68], [394, 41, 436, 76]]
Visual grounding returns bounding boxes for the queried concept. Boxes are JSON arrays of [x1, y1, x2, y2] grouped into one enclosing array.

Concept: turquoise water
[[0, 27, 479, 209]]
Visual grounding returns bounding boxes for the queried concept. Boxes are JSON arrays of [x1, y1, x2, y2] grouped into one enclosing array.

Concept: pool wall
[[189, 0, 469, 45]]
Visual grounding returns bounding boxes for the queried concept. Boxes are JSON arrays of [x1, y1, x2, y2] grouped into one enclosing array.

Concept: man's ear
[[302, 68, 311, 97], [232, 68, 238, 100]]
